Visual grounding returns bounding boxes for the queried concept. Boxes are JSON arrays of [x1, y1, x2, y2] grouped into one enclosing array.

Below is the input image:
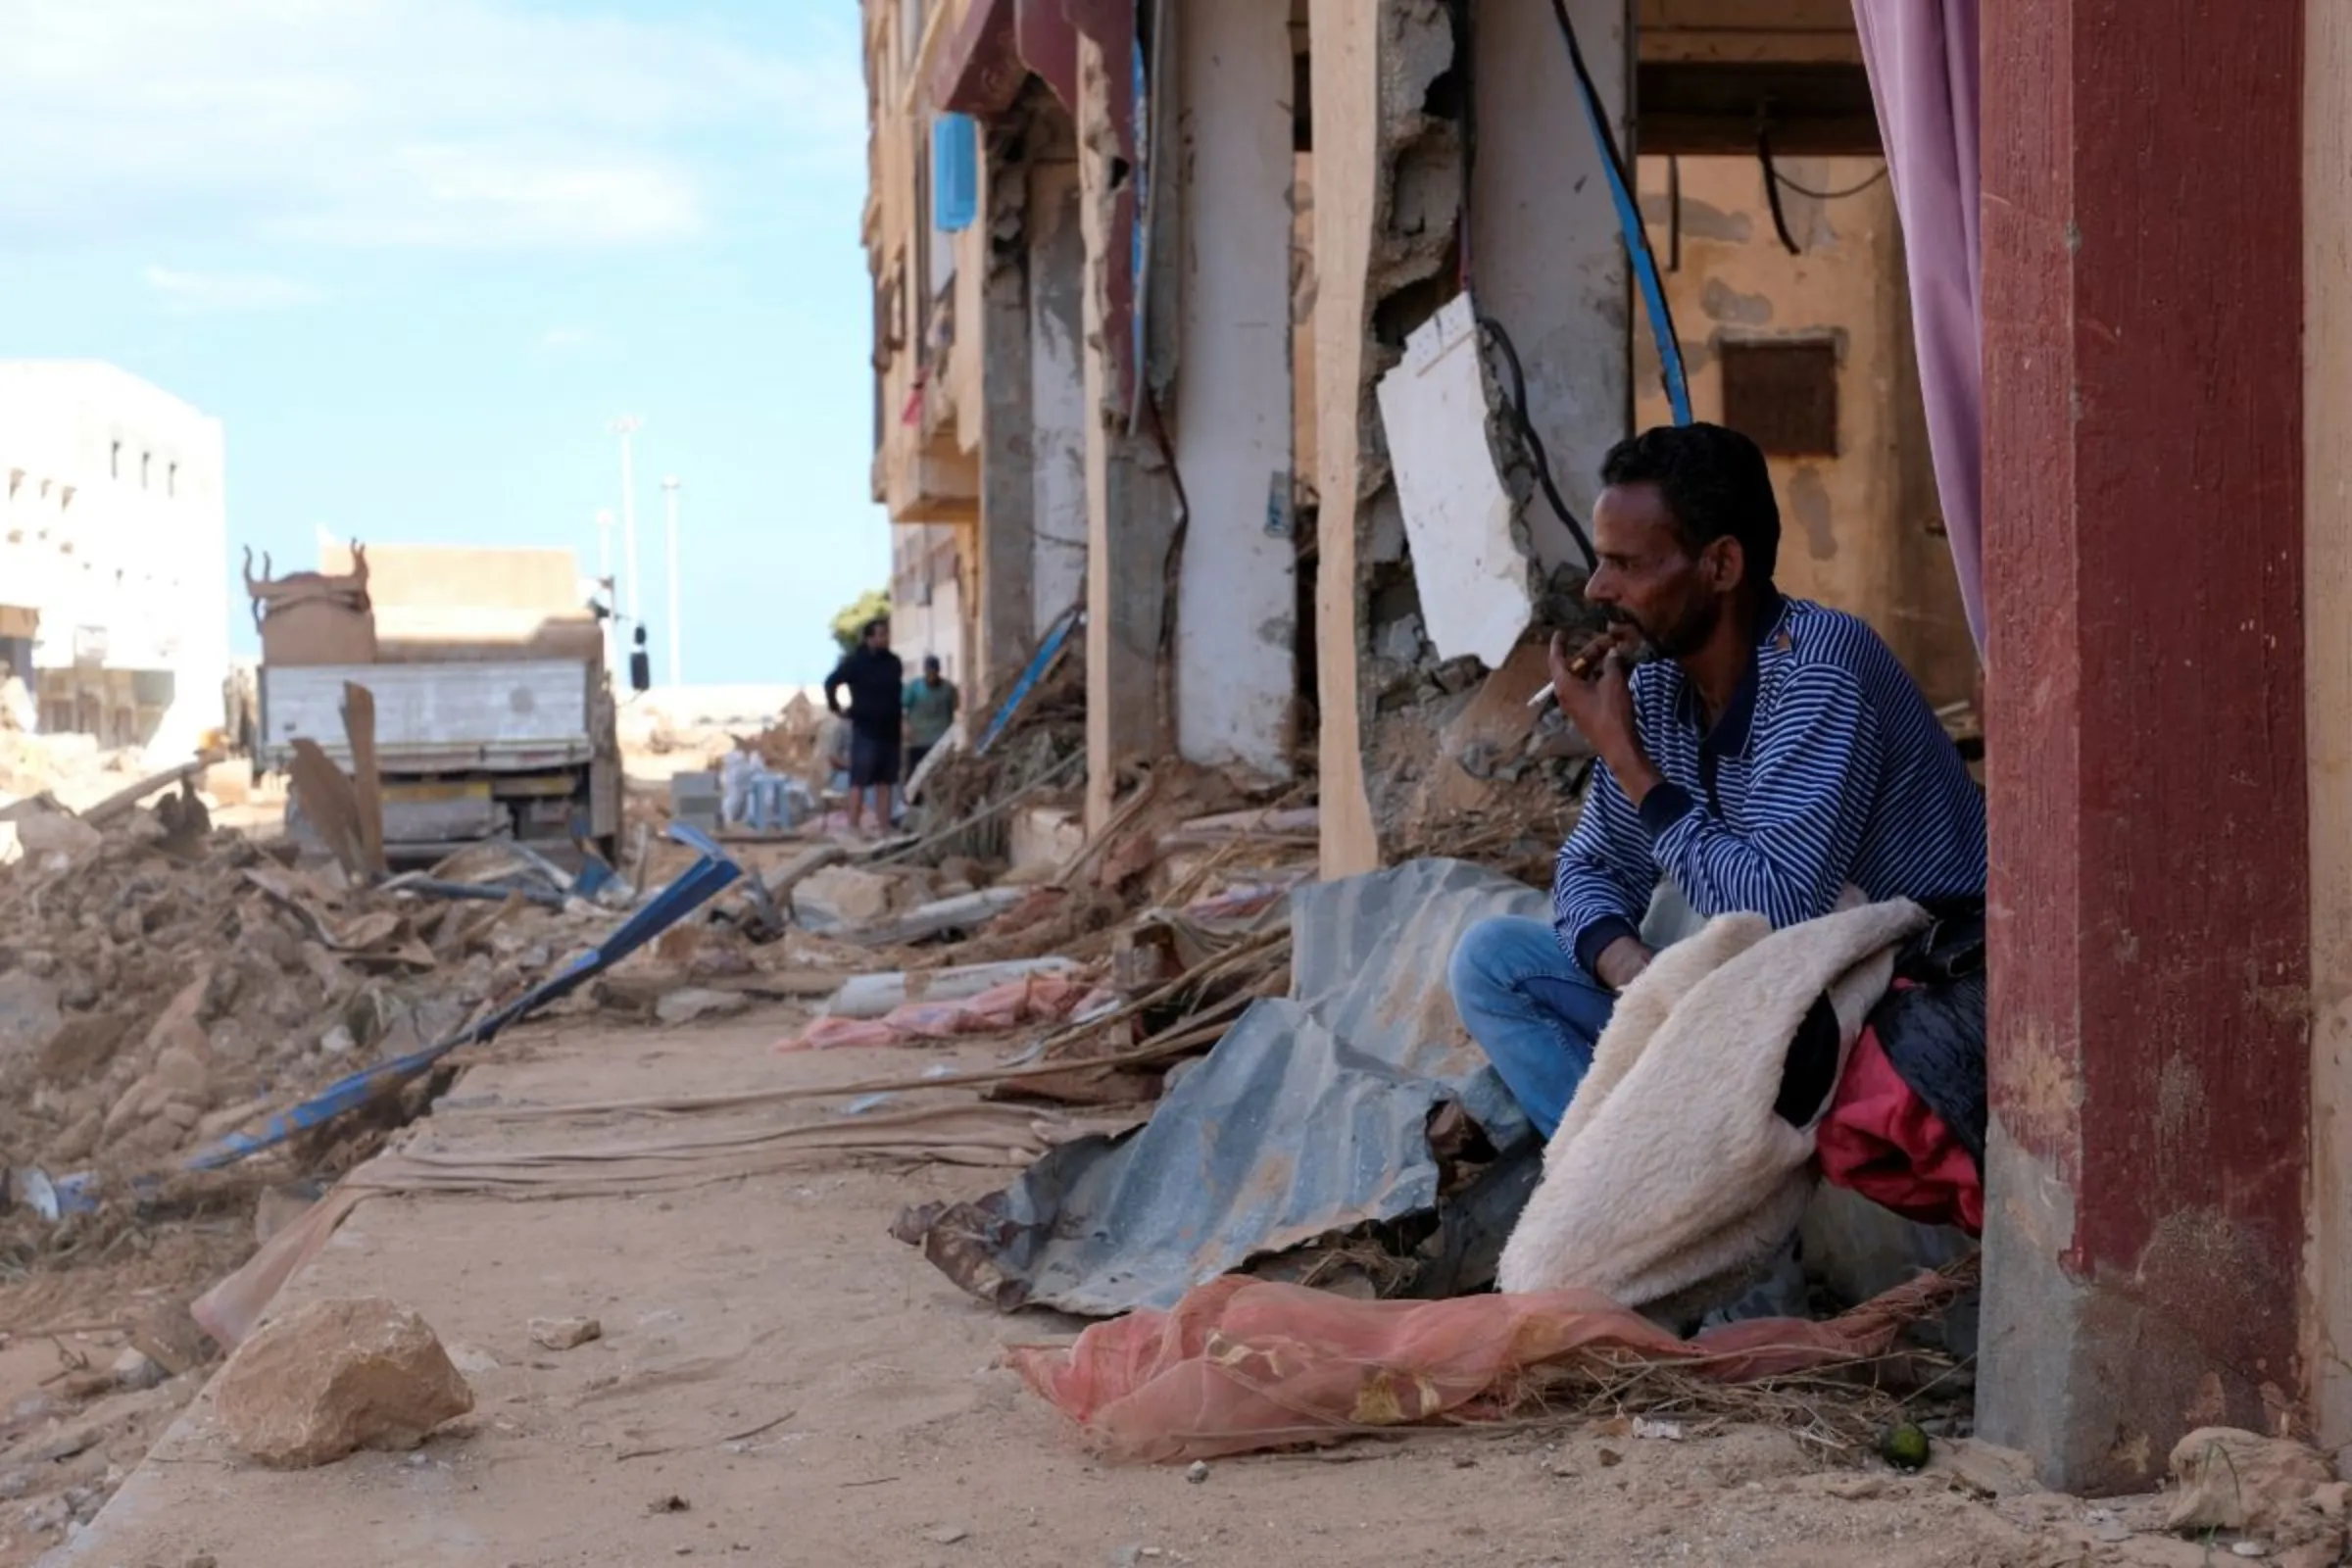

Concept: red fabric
[[1008, 1268, 1973, 1463], [1816, 1025, 1984, 1236]]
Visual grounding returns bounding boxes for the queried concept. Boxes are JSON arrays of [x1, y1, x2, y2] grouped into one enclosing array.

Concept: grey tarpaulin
[[897, 858, 1546, 1316]]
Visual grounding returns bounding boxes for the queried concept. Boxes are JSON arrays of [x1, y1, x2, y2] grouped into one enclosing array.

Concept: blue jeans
[[1447, 916, 1618, 1140]]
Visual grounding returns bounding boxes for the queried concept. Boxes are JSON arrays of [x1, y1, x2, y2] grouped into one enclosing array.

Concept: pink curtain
[[1852, 0, 1984, 658]]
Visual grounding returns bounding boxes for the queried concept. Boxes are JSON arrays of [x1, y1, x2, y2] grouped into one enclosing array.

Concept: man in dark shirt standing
[[823, 617, 905, 839]]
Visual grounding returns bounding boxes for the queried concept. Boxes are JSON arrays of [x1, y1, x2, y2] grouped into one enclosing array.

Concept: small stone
[[929, 1526, 969, 1544], [111, 1347, 165, 1391], [212, 1296, 474, 1468], [1185, 1460, 1209, 1486], [318, 1025, 356, 1056], [654, 989, 749, 1027], [528, 1316, 603, 1351], [2233, 1544, 2271, 1560]]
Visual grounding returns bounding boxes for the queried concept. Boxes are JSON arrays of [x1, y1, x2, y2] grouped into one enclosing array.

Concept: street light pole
[[594, 508, 616, 676], [662, 476, 683, 687], [609, 415, 644, 638]]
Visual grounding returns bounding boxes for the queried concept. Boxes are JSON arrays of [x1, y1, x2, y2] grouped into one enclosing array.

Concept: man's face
[[1583, 481, 1734, 661], [865, 624, 889, 652]]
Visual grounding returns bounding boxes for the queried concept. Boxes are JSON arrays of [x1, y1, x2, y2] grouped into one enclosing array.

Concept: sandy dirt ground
[[19, 1009, 2222, 1568]]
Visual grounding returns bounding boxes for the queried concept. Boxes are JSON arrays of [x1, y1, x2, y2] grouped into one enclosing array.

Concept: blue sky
[[0, 0, 888, 685]]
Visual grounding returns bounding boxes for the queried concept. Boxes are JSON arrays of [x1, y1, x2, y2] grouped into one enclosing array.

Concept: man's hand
[[1592, 935, 1653, 993], [1547, 630, 1656, 800]]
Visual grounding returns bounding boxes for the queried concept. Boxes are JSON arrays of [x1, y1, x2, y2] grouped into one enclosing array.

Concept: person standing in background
[[823, 618, 905, 838], [903, 655, 958, 778]]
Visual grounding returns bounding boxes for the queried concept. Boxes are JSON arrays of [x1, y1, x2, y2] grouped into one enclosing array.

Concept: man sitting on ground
[[1449, 422, 1986, 1140]]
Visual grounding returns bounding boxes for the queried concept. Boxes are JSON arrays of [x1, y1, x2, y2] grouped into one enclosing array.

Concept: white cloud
[[0, 0, 864, 253], [144, 265, 325, 314], [538, 325, 595, 353]]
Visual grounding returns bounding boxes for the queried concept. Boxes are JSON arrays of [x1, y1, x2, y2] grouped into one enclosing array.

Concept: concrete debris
[[2166, 1427, 2345, 1549], [212, 1296, 474, 1468], [653, 988, 751, 1027], [0, 798, 619, 1181], [527, 1316, 603, 1351], [794, 864, 903, 928]]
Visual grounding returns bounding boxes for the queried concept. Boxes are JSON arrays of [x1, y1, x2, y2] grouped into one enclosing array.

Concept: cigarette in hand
[[1527, 645, 1604, 710]]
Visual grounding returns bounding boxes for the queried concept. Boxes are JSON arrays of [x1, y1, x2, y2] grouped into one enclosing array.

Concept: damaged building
[[866, 0, 2352, 1501], [862, 0, 1969, 849]]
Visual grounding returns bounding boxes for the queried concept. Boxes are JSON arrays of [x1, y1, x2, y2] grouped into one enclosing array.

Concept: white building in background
[[0, 362, 229, 759]]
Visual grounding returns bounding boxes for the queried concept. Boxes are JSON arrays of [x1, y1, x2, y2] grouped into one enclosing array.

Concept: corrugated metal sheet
[[901, 858, 1547, 1316]]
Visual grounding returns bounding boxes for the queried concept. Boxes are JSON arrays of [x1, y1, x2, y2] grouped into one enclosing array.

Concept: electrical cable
[[1477, 315, 1597, 570], [1771, 163, 1889, 202], [1758, 126, 1803, 255], [1544, 0, 1692, 427]]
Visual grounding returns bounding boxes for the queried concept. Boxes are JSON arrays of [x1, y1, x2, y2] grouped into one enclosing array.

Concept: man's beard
[[1614, 597, 1718, 662]]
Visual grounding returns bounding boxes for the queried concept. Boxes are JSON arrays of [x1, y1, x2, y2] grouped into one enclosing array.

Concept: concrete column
[[1170, 0, 1297, 778], [1029, 156, 1090, 641], [1076, 15, 1179, 830], [1467, 0, 1630, 571], [1977, 0, 2309, 1493], [2305, 0, 2352, 1461], [977, 140, 1039, 710]]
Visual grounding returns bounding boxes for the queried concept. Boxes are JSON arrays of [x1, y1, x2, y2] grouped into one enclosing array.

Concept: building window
[[1719, 338, 1840, 458], [110, 441, 121, 479], [168, 463, 177, 497], [140, 452, 151, 489]]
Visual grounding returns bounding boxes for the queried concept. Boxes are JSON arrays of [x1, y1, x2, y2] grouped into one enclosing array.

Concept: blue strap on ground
[[184, 825, 744, 1172], [975, 607, 1082, 758], [1552, 0, 1692, 427]]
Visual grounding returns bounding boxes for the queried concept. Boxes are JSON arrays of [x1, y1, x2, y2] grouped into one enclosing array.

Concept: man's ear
[[1706, 536, 1748, 594]]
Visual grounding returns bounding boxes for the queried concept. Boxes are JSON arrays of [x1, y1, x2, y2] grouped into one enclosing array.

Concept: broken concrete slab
[[795, 864, 900, 928], [653, 988, 751, 1027], [1376, 295, 1539, 670], [212, 1296, 474, 1468]]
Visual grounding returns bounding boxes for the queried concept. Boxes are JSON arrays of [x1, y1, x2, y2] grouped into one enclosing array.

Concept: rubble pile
[[911, 654, 1086, 861], [0, 804, 611, 1202]]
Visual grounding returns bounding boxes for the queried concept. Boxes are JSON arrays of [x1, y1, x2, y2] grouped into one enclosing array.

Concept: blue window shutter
[[933, 114, 978, 233]]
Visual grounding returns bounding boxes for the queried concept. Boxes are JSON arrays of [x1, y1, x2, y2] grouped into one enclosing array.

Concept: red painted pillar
[[1978, 0, 2310, 1492]]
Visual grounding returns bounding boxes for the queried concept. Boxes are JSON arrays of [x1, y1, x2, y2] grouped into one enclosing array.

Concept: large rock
[[794, 865, 900, 928], [213, 1297, 474, 1468], [2166, 1426, 2346, 1548]]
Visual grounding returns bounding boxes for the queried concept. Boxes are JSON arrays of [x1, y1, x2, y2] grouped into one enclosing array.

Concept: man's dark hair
[[862, 617, 889, 639], [1598, 422, 1781, 589], [922, 655, 941, 671]]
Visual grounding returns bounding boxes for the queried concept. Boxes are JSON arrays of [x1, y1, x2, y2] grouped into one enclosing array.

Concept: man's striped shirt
[[1553, 593, 1986, 971]]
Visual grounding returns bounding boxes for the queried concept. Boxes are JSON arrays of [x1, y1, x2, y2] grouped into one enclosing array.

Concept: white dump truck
[[247, 542, 631, 864]]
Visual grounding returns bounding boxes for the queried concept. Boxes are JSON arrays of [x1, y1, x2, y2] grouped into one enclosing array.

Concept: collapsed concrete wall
[[1315, 0, 1630, 872]]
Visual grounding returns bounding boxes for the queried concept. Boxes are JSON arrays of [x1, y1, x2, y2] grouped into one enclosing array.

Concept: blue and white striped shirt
[[1552, 593, 1986, 970]]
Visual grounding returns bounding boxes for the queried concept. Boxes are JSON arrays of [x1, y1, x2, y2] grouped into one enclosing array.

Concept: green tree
[[829, 588, 892, 655]]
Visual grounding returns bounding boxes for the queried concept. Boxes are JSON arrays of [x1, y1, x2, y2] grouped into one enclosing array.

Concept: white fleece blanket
[[1496, 897, 1930, 1318]]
